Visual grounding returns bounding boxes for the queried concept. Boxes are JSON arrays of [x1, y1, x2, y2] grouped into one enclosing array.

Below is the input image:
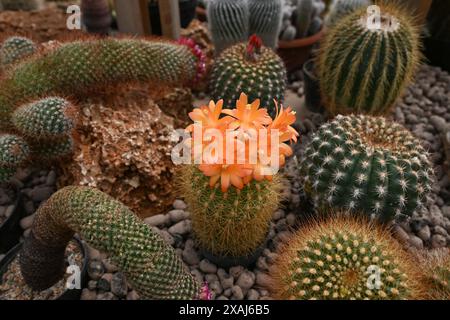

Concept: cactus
[[0, 0, 39, 11], [248, 0, 283, 49], [209, 35, 287, 114], [30, 136, 74, 161], [12, 97, 76, 140], [19, 186, 205, 300], [299, 115, 433, 222], [270, 216, 424, 300], [0, 166, 16, 182], [325, 0, 371, 28], [296, 0, 314, 38], [0, 134, 29, 183], [81, 0, 112, 35], [180, 165, 282, 258], [0, 38, 202, 129], [207, 0, 250, 54], [0, 36, 36, 67], [317, 3, 421, 115], [416, 249, 450, 300]]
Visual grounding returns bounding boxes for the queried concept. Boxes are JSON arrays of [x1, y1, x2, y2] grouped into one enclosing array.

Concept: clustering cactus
[[248, 0, 282, 48], [20, 186, 205, 300], [0, 36, 37, 67], [325, 0, 371, 28], [0, 134, 30, 182], [416, 249, 450, 300], [270, 216, 423, 300], [207, 0, 250, 54], [0, 38, 202, 130], [30, 136, 74, 161], [299, 115, 433, 222], [180, 166, 282, 258], [12, 97, 76, 140], [0, 0, 40, 11], [209, 36, 287, 113], [317, 3, 421, 115]]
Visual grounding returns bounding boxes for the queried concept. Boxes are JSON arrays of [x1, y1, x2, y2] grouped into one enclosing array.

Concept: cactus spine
[[19, 186, 203, 300], [0, 36, 36, 67], [180, 166, 282, 258], [325, 0, 371, 28], [207, 0, 250, 54], [416, 249, 450, 300], [0, 38, 200, 129], [209, 36, 287, 113], [248, 0, 282, 49], [300, 115, 433, 222], [317, 3, 421, 115], [270, 216, 424, 300]]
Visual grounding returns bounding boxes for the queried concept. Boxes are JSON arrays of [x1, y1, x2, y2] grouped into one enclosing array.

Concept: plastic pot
[[149, 0, 198, 36], [0, 192, 26, 254], [277, 29, 323, 73], [200, 234, 269, 269], [0, 237, 88, 300], [302, 59, 324, 114]]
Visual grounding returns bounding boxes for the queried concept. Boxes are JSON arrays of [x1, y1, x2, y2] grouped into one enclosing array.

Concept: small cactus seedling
[[209, 35, 287, 114], [270, 216, 424, 300], [0, 36, 36, 67], [299, 115, 433, 222], [317, 2, 421, 115], [179, 94, 298, 258], [20, 186, 206, 300]]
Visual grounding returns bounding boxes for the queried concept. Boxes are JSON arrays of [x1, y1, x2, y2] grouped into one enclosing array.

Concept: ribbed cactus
[[317, 3, 421, 115], [30, 136, 74, 161], [248, 0, 282, 49], [0, 134, 29, 182], [180, 166, 282, 258], [416, 249, 450, 300], [270, 216, 423, 300], [12, 97, 76, 140], [296, 0, 314, 38], [0, 38, 201, 129], [325, 0, 371, 28], [300, 115, 433, 222], [209, 36, 287, 114], [19, 186, 204, 300], [207, 0, 250, 54], [0, 0, 39, 11], [0, 36, 36, 67]]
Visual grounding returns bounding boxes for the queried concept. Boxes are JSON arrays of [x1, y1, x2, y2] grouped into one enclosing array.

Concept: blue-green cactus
[[248, 0, 283, 48]]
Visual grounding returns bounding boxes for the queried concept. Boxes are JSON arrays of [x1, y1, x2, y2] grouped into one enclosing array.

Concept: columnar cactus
[[0, 0, 39, 11], [296, 0, 314, 38], [248, 0, 282, 49], [299, 115, 433, 222], [180, 166, 282, 258], [209, 35, 287, 114], [207, 0, 250, 54], [20, 186, 204, 300], [0, 38, 202, 129], [325, 0, 371, 28], [0, 36, 36, 67], [12, 97, 76, 140], [317, 3, 421, 115], [0, 134, 29, 182], [270, 216, 423, 300]]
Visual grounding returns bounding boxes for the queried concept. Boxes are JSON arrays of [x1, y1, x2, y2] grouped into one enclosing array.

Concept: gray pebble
[[169, 209, 190, 223], [229, 266, 244, 279], [87, 259, 105, 280], [46, 170, 57, 186], [231, 285, 244, 300], [217, 295, 229, 300], [190, 269, 204, 284], [173, 199, 187, 210], [19, 214, 35, 230], [111, 272, 128, 298], [199, 259, 217, 274], [393, 225, 410, 244], [80, 288, 97, 300], [30, 186, 54, 203], [434, 225, 448, 236], [286, 213, 296, 226], [87, 280, 97, 291], [256, 272, 272, 287], [408, 236, 424, 249], [159, 230, 175, 246], [272, 209, 285, 221], [223, 288, 232, 297], [417, 225, 431, 241], [236, 271, 255, 292], [168, 220, 191, 235], [247, 289, 260, 300], [4, 204, 15, 218], [205, 274, 219, 283], [431, 234, 447, 248], [143, 214, 168, 227], [256, 256, 269, 271], [209, 281, 223, 295], [127, 290, 140, 300], [183, 247, 200, 266], [97, 292, 117, 300], [430, 115, 447, 133]]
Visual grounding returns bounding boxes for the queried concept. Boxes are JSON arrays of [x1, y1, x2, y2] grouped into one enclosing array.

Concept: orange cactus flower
[[199, 163, 253, 192], [222, 93, 272, 131], [186, 100, 232, 132], [269, 102, 299, 143]]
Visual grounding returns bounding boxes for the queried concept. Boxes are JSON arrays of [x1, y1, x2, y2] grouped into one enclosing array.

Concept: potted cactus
[[277, 0, 325, 72], [148, 0, 199, 36], [179, 93, 299, 267]]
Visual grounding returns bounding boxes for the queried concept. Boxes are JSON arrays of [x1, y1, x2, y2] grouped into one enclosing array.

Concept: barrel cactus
[[317, 3, 421, 115], [0, 36, 36, 67], [325, 0, 371, 28], [0, 134, 29, 182], [209, 35, 287, 114], [299, 115, 433, 222], [20, 186, 207, 300], [30, 136, 74, 161], [12, 97, 76, 140], [0, 38, 203, 129], [248, 0, 282, 48], [416, 249, 450, 300], [207, 0, 249, 54], [270, 216, 423, 300]]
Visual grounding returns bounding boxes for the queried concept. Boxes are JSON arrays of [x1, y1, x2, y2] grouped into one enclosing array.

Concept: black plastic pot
[[200, 234, 269, 269], [149, 0, 198, 36], [0, 237, 88, 300], [425, 37, 450, 73], [302, 59, 324, 114], [0, 192, 26, 254]]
